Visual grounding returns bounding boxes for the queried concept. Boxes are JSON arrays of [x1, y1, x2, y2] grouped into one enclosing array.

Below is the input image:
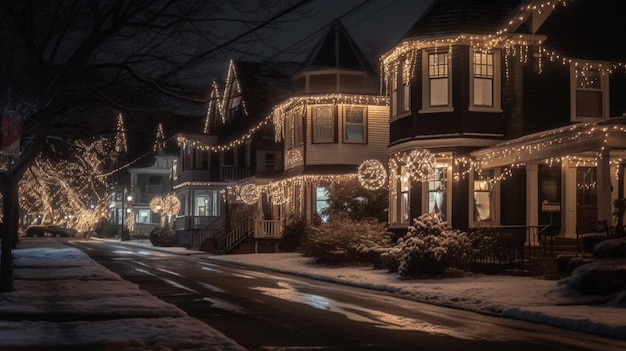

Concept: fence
[[468, 225, 549, 275]]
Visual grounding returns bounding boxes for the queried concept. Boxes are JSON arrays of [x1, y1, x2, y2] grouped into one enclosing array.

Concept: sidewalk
[[0, 237, 247, 351]]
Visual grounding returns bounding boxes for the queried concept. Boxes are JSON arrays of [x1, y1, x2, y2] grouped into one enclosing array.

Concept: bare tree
[[0, 0, 311, 291]]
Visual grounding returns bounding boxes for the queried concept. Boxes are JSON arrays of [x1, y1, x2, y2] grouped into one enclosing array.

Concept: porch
[[175, 215, 283, 253]]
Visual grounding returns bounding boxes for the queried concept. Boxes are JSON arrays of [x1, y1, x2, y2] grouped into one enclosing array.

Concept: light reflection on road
[[250, 281, 473, 339]]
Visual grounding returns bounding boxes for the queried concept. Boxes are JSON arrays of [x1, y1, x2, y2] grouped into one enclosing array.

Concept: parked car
[[25, 225, 76, 237]]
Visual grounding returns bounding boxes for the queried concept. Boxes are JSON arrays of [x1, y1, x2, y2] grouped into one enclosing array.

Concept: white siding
[[305, 103, 388, 165]]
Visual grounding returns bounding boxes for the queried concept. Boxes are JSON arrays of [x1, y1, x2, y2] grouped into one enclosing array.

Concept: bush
[[101, 224, 122, 238], [381, 214, 472, 277], [279, 216, 310, 252], [300, 215, 392, 266], [150, 227, 177, 247]]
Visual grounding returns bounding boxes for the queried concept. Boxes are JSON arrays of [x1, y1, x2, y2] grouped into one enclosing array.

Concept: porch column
[[597, 150, 612, 224], [562, 158, 577, 238], [526, 163, 539, 243]]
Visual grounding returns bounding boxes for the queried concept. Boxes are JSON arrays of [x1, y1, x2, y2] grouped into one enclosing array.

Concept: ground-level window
[[474, 170, 495, 223], [315, 186, 329, 222], [138, 209, 151, 223], [194, 190, 220, 217], [428, 166, 447, 220]]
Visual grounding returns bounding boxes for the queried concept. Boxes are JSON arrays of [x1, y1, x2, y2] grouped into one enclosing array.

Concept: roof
[[232, 60, 300, 117], [472, 117, 626, 168], [401, 0, 526, 40], [299, 20, 374, 73]]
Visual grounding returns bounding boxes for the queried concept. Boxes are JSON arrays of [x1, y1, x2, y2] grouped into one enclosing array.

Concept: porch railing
[[215, 218, 254, 254], [468, 225, 550, 275], [176, 217, 224, 251], [254, 220, 283, 238]]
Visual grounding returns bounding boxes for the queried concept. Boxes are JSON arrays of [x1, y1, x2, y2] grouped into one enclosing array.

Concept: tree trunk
[[0, 171, 15, 292]]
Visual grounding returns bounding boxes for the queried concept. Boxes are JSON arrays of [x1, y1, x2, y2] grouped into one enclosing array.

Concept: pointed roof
[[300, 20, 374, 73], [401, 0, 526, 40]]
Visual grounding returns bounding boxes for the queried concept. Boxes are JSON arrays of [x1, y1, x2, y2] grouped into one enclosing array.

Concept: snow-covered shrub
[[300, 215, 392, 265], [150, 227, 176, 247], [593, 238, 626, 259], [381, 214, 472, 277]]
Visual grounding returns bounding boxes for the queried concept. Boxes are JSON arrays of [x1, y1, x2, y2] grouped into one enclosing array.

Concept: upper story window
[[285, 111, 294, 149], [294, 107, 304, 147], [570, 62, 609, 121], [470, 49, 502, 112], [312, 106, 336, 143], [421, 50, 452, 113], [391, 57, 411, 118], [343, 106, 367, 143]]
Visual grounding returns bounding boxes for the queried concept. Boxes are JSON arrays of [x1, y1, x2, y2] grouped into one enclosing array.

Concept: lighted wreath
[[358, 159, 387, 190], [405, 148, 436, 182], [239, 184, 260, 205]]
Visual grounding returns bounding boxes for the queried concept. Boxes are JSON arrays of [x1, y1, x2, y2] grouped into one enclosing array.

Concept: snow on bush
[[593, 238, 626, 259], [381, 214, 472, 277], [300, 215, 392, 265]]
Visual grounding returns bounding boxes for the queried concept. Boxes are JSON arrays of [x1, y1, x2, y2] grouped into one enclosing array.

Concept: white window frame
[[469, 48, 502, 112], [570, 61, 609, 121], [420, 49, 453, 113], [343, 106, 367, 144], [391, 57, 411, 120], [312, 106, 336, 143], [423, 161, 451, 222]]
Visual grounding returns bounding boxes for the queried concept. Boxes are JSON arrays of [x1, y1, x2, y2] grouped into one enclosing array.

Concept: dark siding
[[521, 53, 571, 134], [610, 70, 626, 117], [500, 167, 526, 225], [451, 172, 469, 230]]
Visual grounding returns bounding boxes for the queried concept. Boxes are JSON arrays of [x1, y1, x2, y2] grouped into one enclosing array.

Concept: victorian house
[[173, 60, 298, 251], [267, 20, 389, 224], [383, 0, 626, 243]]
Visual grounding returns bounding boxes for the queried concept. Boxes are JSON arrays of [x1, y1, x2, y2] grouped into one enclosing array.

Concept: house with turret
[[382, 0, 626, 249]]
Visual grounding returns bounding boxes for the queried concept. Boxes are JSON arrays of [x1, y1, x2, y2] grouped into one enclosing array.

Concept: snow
[[2, 237, 625, 350], [0, 238, 247, 351]]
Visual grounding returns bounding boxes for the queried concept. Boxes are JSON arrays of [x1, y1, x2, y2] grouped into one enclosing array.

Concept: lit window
[[473, 171, 495, 223], [571, 63, 608, 120], [315, 186, 329, 222], [428, 52, 449, 107], [400, 166, 410, 224], [343, 106, 366, 143], [391, 57, 411, 118], [428, 166, 447, 220], [285, 111, 294, 149], [195, 191, 220, 217], [473, 52, 493, 106], [312, 106, 336, 143]]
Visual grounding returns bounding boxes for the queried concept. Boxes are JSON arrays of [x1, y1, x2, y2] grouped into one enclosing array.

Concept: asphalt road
[[66, 238, 626, 351]]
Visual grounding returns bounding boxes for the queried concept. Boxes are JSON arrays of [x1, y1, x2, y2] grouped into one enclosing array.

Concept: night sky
[[256, 0, 434, 62]]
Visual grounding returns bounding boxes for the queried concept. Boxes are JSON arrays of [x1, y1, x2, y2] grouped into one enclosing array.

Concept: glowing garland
[[357, 159, 387, 190]]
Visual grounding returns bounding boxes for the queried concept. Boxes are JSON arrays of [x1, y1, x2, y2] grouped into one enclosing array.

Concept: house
[[382, 0, 626, 246], [264, 20, 389, 225], [173, 60, 299, 252], [109, 123, 177, 238]]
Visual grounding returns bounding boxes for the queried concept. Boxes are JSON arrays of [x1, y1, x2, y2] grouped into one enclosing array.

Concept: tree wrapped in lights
[[150, 194, 180, 229], [19, 137, 112, 234]]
